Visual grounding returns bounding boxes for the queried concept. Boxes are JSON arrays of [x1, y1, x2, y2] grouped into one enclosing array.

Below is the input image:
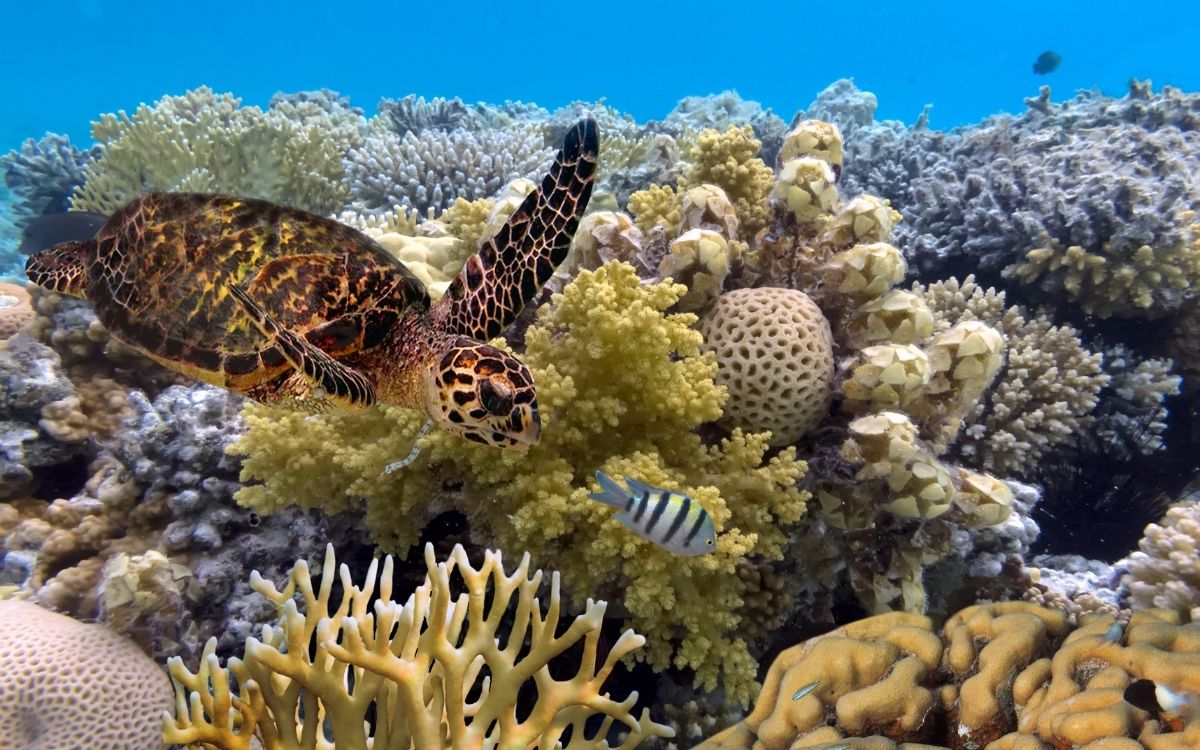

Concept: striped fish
[[587, 471, 717, 556]]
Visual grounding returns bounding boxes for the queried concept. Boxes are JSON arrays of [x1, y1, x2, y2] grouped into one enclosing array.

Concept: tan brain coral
[[697, 287, 834, 446], [693, 602, 1200, 750], [0, 282, 33, 339], [0, 599, 172, 749]]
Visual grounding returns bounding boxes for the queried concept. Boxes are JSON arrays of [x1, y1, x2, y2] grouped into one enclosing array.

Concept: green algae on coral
[[229, 262, 809, 704]]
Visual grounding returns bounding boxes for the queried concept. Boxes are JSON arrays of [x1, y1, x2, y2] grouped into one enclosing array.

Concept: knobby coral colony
[[1, 83, 1198, 749]]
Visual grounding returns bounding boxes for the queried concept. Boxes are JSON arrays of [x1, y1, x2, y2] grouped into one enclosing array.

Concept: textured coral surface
[[695, 603, 1200, 750], [0, 599, 172, 749]]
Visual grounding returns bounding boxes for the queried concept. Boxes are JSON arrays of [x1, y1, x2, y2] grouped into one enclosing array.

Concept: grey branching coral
[[1, 133, 99, 227], [344, 124, 553, 215], [164, 543, 674, 749], [915, 276, 1110, 476]]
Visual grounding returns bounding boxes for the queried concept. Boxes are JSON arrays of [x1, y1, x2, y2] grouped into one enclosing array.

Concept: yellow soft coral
[[230, 262, 809, 704], [681, 126, 774, 239]]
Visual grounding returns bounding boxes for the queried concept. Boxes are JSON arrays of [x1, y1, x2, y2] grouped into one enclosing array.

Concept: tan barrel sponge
[[697, 287, 834, 446], [0, 599, 172, 749]]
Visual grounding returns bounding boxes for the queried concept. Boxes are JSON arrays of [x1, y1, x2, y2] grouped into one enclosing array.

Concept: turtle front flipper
[[228, 285, 377, 411], [435, 118, 599, 340], [25, 241, 94, 298]]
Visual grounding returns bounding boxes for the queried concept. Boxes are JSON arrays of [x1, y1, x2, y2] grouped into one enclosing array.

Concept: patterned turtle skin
[[26, 119, 599, 448]]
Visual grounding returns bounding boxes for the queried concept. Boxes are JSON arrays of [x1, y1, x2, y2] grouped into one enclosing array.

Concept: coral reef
[[231, 263, 809, 703], [70, 86, 353, 216], [697, 287, 833, 446], [694, 602, 1200, 750], [1122, 497, 1200, 620], [0, 132, 98, 227], [832, 79, 1200, 320], [164, 543, 674, 749], [0, 599, 173, 749], [344, 122, 553, 215]]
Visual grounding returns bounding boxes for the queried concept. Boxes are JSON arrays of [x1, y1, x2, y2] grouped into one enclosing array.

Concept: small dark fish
[[1124, 678, 1200, 728], [1033, 50, 1061, 75], [18, 212, 107, 256]]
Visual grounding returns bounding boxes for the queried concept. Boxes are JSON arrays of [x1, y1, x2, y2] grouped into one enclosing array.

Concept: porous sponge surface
[[0, 599, 172, 750], [698, 287, 833, 446]]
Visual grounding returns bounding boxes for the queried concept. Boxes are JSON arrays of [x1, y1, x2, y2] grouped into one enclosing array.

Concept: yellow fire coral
[[163, 543, 674, 749], [693, 603, 1200, 750], [230, 262, 809, 703]]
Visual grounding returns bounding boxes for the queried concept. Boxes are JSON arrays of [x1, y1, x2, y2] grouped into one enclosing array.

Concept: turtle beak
[[506, 401, 541, 447]]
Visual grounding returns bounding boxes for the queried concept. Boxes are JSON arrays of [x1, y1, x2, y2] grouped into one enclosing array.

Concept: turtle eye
[[479, 377, 515, 415]]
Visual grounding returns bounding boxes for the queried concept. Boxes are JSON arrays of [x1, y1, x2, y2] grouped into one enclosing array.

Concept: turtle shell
[[85, 193, 428, 389]]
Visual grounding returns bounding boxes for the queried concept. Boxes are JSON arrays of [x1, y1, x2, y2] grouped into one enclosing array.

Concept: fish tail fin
[[587, 470, 629, 510], [25, 240, 92, 299]]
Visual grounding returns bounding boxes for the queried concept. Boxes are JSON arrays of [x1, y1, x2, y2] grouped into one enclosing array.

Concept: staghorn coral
[[1121, 497, 1200, 621], [71, 86, 351, 216], [0, 600, 172, 749], [230, 263, 810, 703], [345, 123, 553, 215], [693, 603, 1200, 750], [696, 287, 834, 446], [164, 542, 674, 749]]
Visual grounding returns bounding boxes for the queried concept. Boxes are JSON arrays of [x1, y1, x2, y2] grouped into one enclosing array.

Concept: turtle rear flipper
[[25, 241, 93, 298], [435, 118, 598, 340], [228, 285, 377, 411]]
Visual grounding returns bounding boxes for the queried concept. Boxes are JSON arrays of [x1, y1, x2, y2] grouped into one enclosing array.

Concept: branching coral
[[164, 542, 674, 749], [1121, 498, 1200, 620], [71, 86, 352, 216], [0, 133, 98, 226], [915, 276, 1111, 476], [230, 263, 809, 703]]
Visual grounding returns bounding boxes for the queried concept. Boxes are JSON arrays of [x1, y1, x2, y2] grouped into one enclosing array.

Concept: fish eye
[[706, 539, 714, 546]]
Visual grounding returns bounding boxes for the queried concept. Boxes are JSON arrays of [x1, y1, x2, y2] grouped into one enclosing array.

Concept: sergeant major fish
[[587, 471, 717, 555]]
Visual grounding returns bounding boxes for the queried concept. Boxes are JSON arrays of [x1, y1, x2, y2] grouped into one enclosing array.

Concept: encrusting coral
[[693, 602, 1200, 750], [164, 542, 674, 749], [230, 262, 809, 703]]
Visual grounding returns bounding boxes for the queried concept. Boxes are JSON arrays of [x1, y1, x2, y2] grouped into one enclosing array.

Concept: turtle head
[[424, 337, 540, 448]]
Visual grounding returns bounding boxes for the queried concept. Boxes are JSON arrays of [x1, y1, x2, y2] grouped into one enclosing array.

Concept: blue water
[[3, 0, 1198, 151]]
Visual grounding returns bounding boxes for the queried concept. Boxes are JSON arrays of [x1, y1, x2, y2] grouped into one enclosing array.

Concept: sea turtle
[[25, 119, 598, 448]]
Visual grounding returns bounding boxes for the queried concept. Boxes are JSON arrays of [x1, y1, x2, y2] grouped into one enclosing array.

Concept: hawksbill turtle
[[25, 119, 599, 448]]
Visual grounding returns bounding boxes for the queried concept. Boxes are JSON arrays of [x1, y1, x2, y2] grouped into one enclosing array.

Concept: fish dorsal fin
[[624, 476, 658, 498], [434, 118, 598, 341]]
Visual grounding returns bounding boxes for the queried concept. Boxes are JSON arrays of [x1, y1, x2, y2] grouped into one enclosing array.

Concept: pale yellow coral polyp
[[163, 543, 673, 750]]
